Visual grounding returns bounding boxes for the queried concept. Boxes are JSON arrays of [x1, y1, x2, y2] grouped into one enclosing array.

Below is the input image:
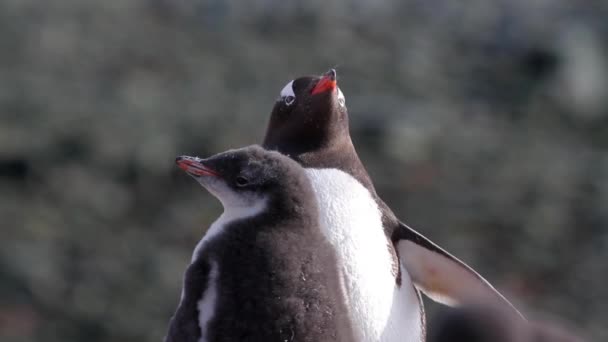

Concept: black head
[[263, 69, 349, 155], [176, 145, 307, 209]]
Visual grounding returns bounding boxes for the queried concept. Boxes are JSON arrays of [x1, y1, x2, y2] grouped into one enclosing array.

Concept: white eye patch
[[279, 80, 295, 99], [337, 87, 346, 107]]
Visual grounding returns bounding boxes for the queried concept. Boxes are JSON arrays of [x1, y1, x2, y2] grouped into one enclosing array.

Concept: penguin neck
[[263, 104, 349, 156], [217, 195, 269, 226], [263, 119, 344, 153], [266, 133, 377, 197]]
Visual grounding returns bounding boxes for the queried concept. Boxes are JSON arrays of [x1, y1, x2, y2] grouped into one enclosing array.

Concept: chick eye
[[283, 95, 295, 106], [235, 176, 249, 187]]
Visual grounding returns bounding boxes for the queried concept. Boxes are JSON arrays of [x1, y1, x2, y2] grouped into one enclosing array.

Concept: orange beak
[[176, 156, 220, 177], [311, 69, 337, 95]]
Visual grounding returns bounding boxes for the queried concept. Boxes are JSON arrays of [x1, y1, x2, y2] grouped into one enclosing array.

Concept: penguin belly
[[305, 168, 423, 342]]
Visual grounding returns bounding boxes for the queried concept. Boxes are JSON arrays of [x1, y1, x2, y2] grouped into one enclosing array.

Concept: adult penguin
[[262, 69, 523, 341]]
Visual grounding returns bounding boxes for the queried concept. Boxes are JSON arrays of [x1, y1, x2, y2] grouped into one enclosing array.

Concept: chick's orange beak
[[176, 156, 220, 177]]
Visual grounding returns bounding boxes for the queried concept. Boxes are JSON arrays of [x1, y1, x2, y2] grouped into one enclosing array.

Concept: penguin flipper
[[393, 221, 524, 319]]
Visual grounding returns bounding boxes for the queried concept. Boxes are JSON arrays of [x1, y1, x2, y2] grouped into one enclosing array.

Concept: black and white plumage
[[166, 145, 353, 342], [263, 69, 524, 341]]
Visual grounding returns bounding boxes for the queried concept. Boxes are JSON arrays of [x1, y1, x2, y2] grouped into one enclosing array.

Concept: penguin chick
[[165, 145, 353, 342]]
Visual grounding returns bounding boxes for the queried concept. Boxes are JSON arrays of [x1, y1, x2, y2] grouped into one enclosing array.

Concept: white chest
[[305, 168, 423, 342]]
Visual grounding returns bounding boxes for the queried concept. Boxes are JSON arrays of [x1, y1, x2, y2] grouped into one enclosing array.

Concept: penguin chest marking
[[305, 168, 423, 342], [187, 198, 268, 342], [196, 260, 219, 342]]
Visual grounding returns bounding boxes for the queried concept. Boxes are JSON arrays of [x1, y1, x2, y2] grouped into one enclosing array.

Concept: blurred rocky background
[[1, 0, 606, 341]]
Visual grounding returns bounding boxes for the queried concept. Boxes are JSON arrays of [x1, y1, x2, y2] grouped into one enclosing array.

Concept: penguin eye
[[235, 176, 249, 187], [279, 80, 296, 106], [283, 95, 295, 106]]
